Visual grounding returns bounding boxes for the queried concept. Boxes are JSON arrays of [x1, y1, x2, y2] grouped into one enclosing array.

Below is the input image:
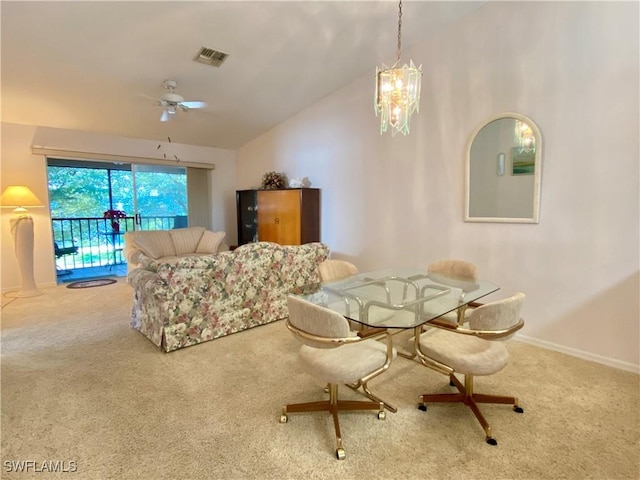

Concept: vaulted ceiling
[[1, 1, 485, 150]]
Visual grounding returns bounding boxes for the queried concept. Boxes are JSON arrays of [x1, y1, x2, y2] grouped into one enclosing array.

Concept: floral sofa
[[128, 241, 329, 352]]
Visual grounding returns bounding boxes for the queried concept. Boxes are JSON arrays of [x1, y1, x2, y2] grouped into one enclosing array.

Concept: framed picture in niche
[[511, 147, 535, 175]]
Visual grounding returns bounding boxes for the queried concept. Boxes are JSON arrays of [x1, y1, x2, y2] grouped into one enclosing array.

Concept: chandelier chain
[[397, 0, 403, 61]]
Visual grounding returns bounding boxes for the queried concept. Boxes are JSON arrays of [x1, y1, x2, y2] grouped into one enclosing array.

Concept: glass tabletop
[[291, 267, 499, 329]]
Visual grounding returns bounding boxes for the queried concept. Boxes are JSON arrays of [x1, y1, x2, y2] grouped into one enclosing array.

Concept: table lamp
[[0, 185, 44, 297]]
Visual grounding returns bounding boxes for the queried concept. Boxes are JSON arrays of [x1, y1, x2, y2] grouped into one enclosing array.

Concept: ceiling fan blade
[[181, 101, 207, 109], [160, 110, 169, 122]]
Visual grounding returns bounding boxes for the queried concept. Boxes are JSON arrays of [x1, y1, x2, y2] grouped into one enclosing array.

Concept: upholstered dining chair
[[318, 259, 363, 332], [318, 259, 359, 282], [426, 259, 480, 325], [280, 295, 396, 460], [414, 292, 526, 446]]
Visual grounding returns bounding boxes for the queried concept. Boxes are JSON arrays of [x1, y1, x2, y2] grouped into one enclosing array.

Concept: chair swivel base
[[418, 373, 523, 446], [280, 383, 385, 460], [345, 380, 397, 413]]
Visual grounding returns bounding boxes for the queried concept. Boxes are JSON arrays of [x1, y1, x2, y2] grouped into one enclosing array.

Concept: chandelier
[[375, 0, 422, 136], [514, 119, 536, 153]]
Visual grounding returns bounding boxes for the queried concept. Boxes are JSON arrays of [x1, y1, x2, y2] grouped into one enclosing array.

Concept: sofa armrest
[[126, 249, 145, 267], [128, 268, 166, 297]]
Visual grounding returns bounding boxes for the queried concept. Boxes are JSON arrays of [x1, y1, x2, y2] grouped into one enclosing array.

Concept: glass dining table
[[291, 267, 499, 331], [289, 268, 499, 413]]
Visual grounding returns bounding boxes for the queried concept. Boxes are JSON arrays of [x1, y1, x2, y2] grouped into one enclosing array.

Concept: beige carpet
[[1, 280, 638, 480]]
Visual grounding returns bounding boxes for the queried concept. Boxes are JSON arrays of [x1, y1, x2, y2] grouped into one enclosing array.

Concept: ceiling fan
[[157, 80, 207, 122]]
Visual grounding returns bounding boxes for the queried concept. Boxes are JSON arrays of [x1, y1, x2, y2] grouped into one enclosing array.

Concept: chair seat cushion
[[298, 339, 396, 385], [418, 329, 509, 376]]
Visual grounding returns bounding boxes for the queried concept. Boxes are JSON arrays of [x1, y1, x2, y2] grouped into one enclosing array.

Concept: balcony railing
[[52, 216, 181, 271]]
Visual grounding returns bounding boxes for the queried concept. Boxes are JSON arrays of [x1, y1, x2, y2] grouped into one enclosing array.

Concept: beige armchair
[[280, 295, 396, 460], [414, 292, 526, 445]]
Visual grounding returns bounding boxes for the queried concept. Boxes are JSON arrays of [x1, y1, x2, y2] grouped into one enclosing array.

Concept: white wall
[[1, 123, 237, 291], [237, 2, 639, 370]]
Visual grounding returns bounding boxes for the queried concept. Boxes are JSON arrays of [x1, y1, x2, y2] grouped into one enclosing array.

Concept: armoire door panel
[[236, 190, 258, 245], [258, 190, 302, 244]]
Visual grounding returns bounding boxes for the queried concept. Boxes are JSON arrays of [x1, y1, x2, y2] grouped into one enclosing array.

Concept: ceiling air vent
[[194, 47, 228, 67]]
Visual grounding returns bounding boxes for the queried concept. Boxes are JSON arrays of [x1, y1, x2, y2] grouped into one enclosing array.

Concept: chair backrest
[[428, 259, 478, 292], [467, 292, 525, 340], [318, 259, 359, 282], [287, 295, 353, 349]]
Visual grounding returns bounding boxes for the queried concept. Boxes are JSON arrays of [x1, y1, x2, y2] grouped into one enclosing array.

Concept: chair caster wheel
[[378, 411, 386, 420], [279, 414, 288, 423], [336, 448, 346, 460], [513, 406, 524, 413], [486, 437, 498, 446], [418, 403, 427, 412]]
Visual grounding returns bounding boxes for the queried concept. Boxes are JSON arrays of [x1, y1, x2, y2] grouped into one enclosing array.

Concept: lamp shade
[[0, 185, 43, 208]]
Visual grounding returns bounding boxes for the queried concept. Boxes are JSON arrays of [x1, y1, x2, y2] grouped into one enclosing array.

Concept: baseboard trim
[[516, 334, 639, 374], [2, 281, 61, 295]]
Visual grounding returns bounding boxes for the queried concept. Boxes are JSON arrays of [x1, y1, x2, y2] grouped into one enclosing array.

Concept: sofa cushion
[[169, 227, 205, 255], [132, 231, 176, 259], [196, 230, 226, 254]]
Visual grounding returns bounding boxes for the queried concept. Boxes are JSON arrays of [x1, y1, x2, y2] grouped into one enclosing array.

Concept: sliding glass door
[[48, 159, 188, 280], [130, 164, 188, 230]]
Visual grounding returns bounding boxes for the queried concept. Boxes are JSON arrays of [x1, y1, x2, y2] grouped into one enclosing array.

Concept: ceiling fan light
[[162, 92, 184, 103], [155, 80, 206, 122]]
